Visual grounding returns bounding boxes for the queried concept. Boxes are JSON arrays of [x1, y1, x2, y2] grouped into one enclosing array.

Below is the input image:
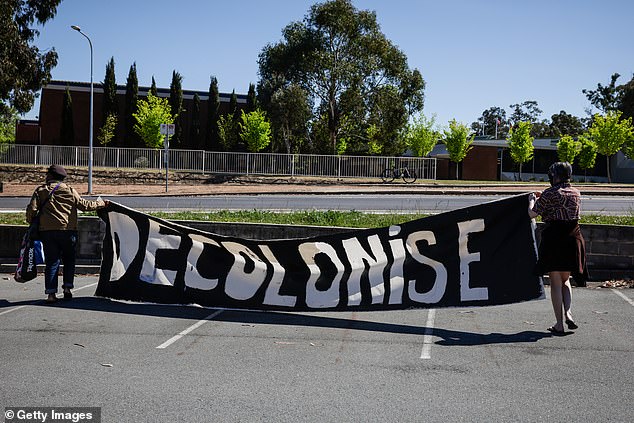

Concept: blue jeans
[[40, 230, 77, 294]]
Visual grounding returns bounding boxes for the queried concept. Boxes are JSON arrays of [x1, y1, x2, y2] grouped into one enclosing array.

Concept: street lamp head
[[71, 25, 81, 31]]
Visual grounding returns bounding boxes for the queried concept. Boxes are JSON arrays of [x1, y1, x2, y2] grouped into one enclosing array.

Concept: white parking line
[[0, 282, 98, 317], [420, 309, 436, 359], [156, 309, 224, 349], [612, 289, 634, 307]]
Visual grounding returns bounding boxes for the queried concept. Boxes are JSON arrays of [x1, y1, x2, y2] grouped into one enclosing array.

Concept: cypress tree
[[102, 57, 118, 145], [190, 93, 202, 149], [124, 62, 139, 147], [60, 86, 74, 146], [169, 70, 183, 148], [229, 90, 241, 150], [246, 83, 257, 113], [150, 76, 158, 97], [206, 76, 220, 150], [229, 89, 238, 115]]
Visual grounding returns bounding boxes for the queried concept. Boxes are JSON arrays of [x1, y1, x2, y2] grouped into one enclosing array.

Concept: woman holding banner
[[529, 162, 588, 335]]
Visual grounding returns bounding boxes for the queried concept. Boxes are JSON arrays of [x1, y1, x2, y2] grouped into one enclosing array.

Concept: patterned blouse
[[532, 182, 581, 221]]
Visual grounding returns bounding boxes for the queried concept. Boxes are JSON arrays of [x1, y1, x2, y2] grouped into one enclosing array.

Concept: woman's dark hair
[[547, 162, 572, 184]]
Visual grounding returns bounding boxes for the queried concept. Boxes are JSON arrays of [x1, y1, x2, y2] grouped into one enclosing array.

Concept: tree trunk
[[455, 162, 459, 179], [519, 163, 523, 181], [606, 155, 612, 183]]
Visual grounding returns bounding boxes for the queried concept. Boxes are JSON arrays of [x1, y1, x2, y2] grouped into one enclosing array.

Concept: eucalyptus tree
[[258, 0, 425, 155]]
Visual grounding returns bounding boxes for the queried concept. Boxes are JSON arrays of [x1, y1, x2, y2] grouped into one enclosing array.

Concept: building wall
[[462, 146, 498, 180], [36, 81, 248, 149]]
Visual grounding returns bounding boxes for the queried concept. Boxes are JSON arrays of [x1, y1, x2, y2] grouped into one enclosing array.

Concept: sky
[[27, 0, 634, 127]]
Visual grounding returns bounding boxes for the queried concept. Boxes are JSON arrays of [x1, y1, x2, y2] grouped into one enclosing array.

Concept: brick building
[[16, 80, 247, 149]]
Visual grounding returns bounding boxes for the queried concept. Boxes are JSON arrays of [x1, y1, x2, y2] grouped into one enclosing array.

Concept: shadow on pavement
[[0, 296, 554, 346]]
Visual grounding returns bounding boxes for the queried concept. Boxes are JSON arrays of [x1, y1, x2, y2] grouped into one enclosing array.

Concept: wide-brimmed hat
[[47, 164, 67, 179]]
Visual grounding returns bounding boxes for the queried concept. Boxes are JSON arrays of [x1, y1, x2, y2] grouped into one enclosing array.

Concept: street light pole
[[71, 25, 94, 194]]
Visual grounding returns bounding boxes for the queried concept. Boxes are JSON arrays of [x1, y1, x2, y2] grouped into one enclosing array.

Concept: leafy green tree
[[258, 0, 425, 155], [124, 63, 140, 148], [190, 93, 202, 149], [471, 106, 507, 138], [366, 124, 381, 155], [150, 76, 158, 97], [133, 93, 174, 149], [588, 111, 634, 182], [98, 113, 117, 146], [0, 108, 19, 144], [229, 90, 238, 115], [268, 83, 311, 153], [59, 87, 74, 146], [550, 110, 585, 137], [506, 121, 534, 181], [406, 113, 439, 157], [169, 70, 183, 148], [367, 85, 409, 156], [557, 135, 581, 164], [246, 83, 257, 113], [102, 57, 118, 145], [443, 119, 474, 179], [218, 113, 238, 151], [239, 109, 271, 152], [206, 76, 220, 150], [509, 101, 542, 125], [1, 0, 61, 120], [618, 74, 634, 122], [583, 73, 622, 114], [577, 134, 597, 181]]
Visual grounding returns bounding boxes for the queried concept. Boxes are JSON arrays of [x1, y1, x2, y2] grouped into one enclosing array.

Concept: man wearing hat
[[26, 165, 108, 303]]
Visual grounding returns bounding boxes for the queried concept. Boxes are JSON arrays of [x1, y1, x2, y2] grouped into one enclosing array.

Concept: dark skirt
[[536, 220, 589, 285]]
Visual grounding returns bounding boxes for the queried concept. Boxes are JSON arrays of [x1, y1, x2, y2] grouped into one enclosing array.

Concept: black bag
[[14, 233, 38, 283]]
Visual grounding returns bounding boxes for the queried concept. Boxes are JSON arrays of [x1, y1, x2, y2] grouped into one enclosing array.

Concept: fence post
[[75, 147, 78, 168], [246, 153, 250, 176], [337, 155, 341, 179], [292, 154, 296, 178], [201, 150, 205, 175], [116, 148, 120, 168], [33, 145, 38, 166]]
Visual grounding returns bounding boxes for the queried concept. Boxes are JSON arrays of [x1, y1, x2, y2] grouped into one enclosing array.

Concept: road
[[1, 193, 633, 214], [0, 275, 632, 422]]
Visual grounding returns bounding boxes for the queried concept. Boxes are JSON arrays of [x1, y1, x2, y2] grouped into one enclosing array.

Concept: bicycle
[[381, 165, 417, 183]]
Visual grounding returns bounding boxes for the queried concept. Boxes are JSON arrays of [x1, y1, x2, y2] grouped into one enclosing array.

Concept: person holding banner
[[529, 162, 588, 335], [26, 165, 109, 303]]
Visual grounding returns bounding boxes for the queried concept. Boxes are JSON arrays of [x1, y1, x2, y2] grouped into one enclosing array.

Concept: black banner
[[96, 194, 543, 311]]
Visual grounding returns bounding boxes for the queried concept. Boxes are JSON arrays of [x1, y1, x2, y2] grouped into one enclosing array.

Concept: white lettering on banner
[[184, 234, 220, 290], [260, 245, 297, 307], [140, 220, 181, 285], [222, 241, 268, 300], [406, 231, 448, 304], [342, 235, 388, 305], [299, 242, 345, 308], [388, 226, 406, 305], [458, 219, 488, 301], [108, 211, 140, 281]]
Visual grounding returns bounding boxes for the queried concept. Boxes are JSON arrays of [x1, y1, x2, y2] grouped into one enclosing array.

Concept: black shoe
[[565, 319, 578, 330], [547, 326, 566, 336], [63, 291, 73, 300]]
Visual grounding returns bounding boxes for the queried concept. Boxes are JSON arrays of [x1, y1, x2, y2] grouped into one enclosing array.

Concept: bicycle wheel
[[381, 168, 395, 183], [403, 169, 417, 183]]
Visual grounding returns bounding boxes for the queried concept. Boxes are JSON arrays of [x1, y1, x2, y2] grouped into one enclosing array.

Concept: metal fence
[[0, 144, 437, 180]]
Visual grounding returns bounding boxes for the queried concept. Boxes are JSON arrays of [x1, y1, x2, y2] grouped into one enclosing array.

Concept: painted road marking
[[156, 309, 224, 349], [612, 289, 634, 307], [420, 309, 436, 359], [0, 282, 98, 317]]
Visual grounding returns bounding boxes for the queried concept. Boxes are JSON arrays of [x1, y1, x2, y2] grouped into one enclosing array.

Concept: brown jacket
[[26, 180, 105, 231]]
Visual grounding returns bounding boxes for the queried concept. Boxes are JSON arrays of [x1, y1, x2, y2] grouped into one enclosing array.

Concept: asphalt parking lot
[[1, 274, 632, 423]]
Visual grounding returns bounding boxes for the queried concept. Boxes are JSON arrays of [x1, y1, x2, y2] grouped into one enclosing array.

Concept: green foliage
[[169, 70, 183, 147], [246, 83, 257, 113], [366, 124, 381, 155], [577, 134, 597, 171], [583, 73, 622, 113], [588, 110, 634, 182], [102, 57, 118, 145], [59, 87, 74, 146], [190, 93, 202, 149], [0, 108, 18, 144], [239, 109, 272, 153], [150, 76, 158, 97], [557, 135, 581, 164], [0, 0, 61, 120], [98, 113, 118, 146], [471, 106, 507, 138], [443, 119, 473, 164], [206, 76, 220, 150], [550, 110, 585, 137], [133, 93, 174, 149], [124, 63, 140, 147], [506, 121, 534, 180], [509, 101, 542, 124], [268, 83, 311, 153], [218, 113, 238, 151], [406, 113, 439, 157], [257, 0, 425, 155]]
